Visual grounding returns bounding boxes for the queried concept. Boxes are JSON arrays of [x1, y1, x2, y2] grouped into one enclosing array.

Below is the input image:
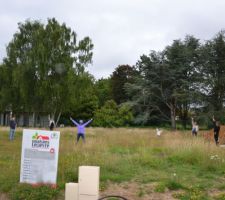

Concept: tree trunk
[[55, 111, 61, 127], [182, 109, 188, 129], [170, 104, 176, 131], [32, 112, 35, 127], [50, 112, 55, 121]]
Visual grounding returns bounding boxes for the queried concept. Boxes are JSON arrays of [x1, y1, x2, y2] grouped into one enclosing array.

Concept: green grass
[[0, 127, 224, 199]]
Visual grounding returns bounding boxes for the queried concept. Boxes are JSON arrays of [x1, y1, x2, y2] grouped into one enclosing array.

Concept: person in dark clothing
[[213, 116, 220, 145], [9, 115, 16, 140], [49, 119, 55, 131], [48, 115, 55, 131]]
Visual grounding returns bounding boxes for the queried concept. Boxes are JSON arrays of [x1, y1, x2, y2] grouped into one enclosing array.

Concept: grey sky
[[1, 0, 225, 79]]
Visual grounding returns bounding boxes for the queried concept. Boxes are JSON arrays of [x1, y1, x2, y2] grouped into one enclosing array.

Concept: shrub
[[93, 100, 133, 127]]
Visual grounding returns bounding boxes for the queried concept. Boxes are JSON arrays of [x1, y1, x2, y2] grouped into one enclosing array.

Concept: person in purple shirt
[[70, 117, 93, 143]]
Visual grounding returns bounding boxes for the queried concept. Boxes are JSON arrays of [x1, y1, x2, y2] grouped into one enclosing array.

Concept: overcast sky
[[1, 0, 225, 79]]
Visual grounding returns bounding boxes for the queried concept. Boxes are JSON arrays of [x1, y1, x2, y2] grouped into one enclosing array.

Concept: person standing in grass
[[212, 116, 220, 145], [49, 118, 55, 131], [70, 117, 93, 143], [9, 115, 16, 141], [48, 115, 55, 131], [191, 117, 199, 136]]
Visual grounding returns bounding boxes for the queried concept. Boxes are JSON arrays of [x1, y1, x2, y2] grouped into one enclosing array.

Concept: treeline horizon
[[0, 18, 225, 129]]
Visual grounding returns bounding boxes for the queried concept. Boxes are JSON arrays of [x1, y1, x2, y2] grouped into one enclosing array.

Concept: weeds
[[0, 127, 225, 199]]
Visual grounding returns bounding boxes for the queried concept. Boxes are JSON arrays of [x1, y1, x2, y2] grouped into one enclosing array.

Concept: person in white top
[[191, 117, 199, 136], [156, 128, 162, 136], [48, 115, 55, 131]]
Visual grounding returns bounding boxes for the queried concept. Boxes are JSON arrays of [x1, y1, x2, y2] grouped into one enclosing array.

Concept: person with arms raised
[[70, 117, 93, 143]]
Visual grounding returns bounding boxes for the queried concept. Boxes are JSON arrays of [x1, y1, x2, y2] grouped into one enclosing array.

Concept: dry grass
[[0, 127, 225, 199]]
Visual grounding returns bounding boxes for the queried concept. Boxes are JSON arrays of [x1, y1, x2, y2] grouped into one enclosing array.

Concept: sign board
[[20, 129, 60, 185]]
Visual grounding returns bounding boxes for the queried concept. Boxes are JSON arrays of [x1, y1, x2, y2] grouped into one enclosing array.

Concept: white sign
[[20, 129, 60, 185]]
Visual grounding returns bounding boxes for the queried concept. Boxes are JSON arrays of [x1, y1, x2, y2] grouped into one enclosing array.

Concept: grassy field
[[1, 127, 225, 200]]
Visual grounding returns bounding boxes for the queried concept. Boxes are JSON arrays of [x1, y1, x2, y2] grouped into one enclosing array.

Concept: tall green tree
[[110, 65, 137, 104], [0, 63, 9, 111], [126, 52, 171, 126], [3, 18, 93, 125], [94, 78, 112, 107], [126, 36, 200, 129], [200, 31, 225, 112], [70, 73, 98, 120], [165, 36, 200, 128]]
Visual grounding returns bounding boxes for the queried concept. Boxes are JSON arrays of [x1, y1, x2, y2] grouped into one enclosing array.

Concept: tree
[[69, 73, 98, 120], [127, 52, 173, 126], [3, 18, 93, 125], [200, 31, 225, 112], [0, 63, 11, 111], [94, 78, 112, 107], [165, 36, 200, 128], [110, 65, 137, 104], [126, 36, 200, 129], [93, 100, 133, 127]]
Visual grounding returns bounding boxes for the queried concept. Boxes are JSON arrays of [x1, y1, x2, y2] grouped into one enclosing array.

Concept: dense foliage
[[93, 100, 133, 127], [110, 65, 137, 104], [0, 19, 225, 128], [0, 18, 93, 125], [125, 34, 225, 128]]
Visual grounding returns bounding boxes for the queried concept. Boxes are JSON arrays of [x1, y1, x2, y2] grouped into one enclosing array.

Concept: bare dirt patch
[[0, 193, 9, 200], [100, 182, 178, 200]]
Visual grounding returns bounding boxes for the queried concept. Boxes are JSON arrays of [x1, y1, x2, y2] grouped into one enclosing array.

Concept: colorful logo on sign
[[32, 132, 50, 149], [32, 133, 49, 140]]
